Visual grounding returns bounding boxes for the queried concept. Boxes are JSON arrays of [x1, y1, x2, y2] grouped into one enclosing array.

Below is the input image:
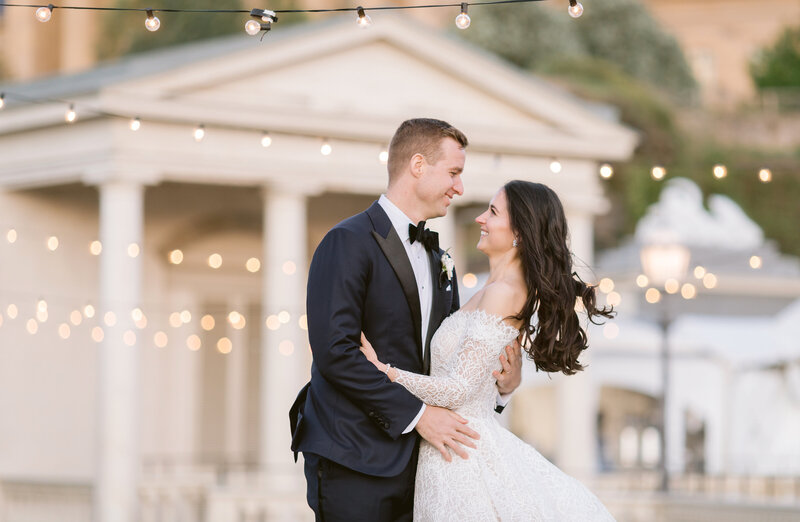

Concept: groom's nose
[[452, 175, 464, 196]]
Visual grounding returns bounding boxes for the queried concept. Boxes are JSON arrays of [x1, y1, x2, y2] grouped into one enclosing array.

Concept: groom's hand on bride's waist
[[415, 406, 479, 462]]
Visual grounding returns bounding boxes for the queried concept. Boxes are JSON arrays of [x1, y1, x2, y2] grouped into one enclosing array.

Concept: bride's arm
[[360, 332, 497, 410]]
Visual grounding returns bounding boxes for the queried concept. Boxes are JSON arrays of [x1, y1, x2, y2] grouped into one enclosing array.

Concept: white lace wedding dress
[[393, 309, 616, 522]]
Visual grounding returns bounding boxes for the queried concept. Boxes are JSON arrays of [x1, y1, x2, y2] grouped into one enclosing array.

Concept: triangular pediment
[[104, 15, 636, 159]]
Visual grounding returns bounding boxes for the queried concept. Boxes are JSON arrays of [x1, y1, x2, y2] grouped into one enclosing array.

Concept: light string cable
[[0, 0, 573, 32]]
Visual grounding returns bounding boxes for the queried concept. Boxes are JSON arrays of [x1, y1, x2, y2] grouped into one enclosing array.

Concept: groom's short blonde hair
[[387, 118, 468, 186]]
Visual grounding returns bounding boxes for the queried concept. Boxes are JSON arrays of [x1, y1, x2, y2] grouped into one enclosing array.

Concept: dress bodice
[[394, 309, 520, 418]]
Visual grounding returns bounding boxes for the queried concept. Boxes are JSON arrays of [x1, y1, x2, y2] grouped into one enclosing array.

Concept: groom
[[290, 118, 522, 521]]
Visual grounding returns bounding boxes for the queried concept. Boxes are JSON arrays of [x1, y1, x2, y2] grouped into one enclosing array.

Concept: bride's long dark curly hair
[[504, 180, 614, 375]]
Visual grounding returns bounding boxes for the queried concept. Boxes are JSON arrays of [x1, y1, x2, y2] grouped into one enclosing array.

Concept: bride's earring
[[512, 239, 518, 248]]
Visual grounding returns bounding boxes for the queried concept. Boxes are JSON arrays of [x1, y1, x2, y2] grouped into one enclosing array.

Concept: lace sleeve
[[393, 330, 501, 410]]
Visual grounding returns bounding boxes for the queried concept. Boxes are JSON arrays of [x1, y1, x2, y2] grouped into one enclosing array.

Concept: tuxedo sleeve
[[307, 227, 422, 440]]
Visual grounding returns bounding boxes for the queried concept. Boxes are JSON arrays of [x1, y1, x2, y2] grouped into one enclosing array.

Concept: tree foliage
[[459, 0, 696, 99], [751, 25, 800, 89]]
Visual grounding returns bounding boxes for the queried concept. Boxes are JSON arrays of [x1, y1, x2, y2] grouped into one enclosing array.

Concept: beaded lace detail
[[394, 309, 616, 521]]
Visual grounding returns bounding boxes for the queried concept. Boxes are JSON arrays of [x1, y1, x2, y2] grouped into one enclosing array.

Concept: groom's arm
[[307, 226, 422, 440]]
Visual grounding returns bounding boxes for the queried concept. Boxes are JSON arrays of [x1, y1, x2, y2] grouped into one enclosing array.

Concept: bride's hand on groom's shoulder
[[493, 339, 523, 396]]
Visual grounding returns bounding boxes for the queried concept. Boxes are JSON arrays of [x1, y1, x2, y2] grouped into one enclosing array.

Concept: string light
[[598, 277, 614, 293], [455, 3, 471, 29], [193, 124, 205, 142], [154, 331, 168, 348], [651, 166, 666, 180], [549, 160, 562, 174], [217, 337, 233, 354], [245, 19, 262, 36], [6, 229, 18, 243], [169, 249, 184, 264], [127, 243, 140, 258], [261, 132, 272, 148], [129, 117, 141, 131], [681, 283, 696, 300], [320, 139, 332, 156], [693, 266, 706, 279], [47, 236, 59, 251], [35, 4, 54, 23], [749, 255, 762, 269], [144, 9, 160, 32], [599, 163, 613, 179], [83, 304, 95, 318], [636, 274, 649, 288], [603, 323, 619, 339], [7, 304, 18, 319], [356, 6, 372, 28], [462, 273, 478, 288], [568, 0, 584, 18], [278, 340, 295, 356], [713, 164, 727, 179], [282, 261, 296, 275], [208, 253, 222, 269], [645, 288, 661, 304], [758, 168, 772, 183], [702, 272, 717, 289], [246, 257, 261, 273], [187, 334, 201, 351], [200, 315, 215, 331], [65, 104, 77, 123], [378, 149, 389, 165]]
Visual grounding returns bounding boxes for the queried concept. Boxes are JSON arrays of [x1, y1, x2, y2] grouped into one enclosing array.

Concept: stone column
[[555, 211, 599, 479], [260, 186, 308, 491], [225, 296, 247, 461], [95, 180, 144, 522]]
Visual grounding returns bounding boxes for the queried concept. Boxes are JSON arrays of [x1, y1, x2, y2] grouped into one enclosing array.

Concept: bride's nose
[[475, 212, 487, 224]]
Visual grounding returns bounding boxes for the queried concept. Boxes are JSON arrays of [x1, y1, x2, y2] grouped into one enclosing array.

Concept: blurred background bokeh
[[0, 1, 798, 521]]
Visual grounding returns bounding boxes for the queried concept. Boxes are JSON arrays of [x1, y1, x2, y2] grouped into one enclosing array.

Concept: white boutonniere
[[441, 250, 454, 281]]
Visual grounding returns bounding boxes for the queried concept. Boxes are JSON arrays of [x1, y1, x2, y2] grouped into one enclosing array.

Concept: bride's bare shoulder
[[472, 280, 525, 323]]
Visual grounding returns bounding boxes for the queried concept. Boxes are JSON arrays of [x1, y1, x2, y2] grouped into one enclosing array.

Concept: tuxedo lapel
[[423, 249, 449, 374], [367, 203, 424, 362]]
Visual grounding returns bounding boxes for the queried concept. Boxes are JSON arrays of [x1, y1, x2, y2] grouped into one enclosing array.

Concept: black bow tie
[[409, 221, 439, 252]]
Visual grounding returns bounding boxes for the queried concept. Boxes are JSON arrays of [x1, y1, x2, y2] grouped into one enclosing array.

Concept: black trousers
[[303, 451, 417, 522]]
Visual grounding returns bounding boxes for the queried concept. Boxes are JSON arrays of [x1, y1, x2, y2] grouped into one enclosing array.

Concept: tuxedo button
[[382, 422, 390, 429], [368, 411, 375, 417]]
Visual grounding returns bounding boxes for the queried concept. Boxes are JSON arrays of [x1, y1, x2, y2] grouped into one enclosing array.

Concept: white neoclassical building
[[0, 15, 637, 522]]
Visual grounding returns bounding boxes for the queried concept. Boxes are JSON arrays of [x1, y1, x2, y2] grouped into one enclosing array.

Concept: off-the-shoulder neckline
[[454, 308, 520, 337]]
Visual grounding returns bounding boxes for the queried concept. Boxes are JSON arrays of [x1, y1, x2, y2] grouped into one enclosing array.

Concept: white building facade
[[0, 16, 637, 522]]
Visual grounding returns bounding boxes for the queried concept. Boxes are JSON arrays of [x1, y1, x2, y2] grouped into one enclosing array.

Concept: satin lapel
[[371, 227, 423, 360], [424, 249, 447, 374]]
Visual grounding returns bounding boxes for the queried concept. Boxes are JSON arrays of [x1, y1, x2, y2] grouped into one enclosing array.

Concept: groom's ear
[[410, 153, 425, 179]]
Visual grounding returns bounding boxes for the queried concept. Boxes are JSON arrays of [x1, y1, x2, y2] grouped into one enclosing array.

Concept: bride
[[359, 180, 617, 521]]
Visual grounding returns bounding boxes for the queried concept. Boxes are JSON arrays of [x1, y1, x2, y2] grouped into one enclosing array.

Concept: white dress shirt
[[378, 195, 431, 433]]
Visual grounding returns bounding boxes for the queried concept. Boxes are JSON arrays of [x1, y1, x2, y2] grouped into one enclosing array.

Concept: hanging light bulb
[[455, 3, 471, 29], [144, 9, 161, 32], [194, 124, 205, 142], [129, 117, 141, 131], [0, 93, 5, 110], [568, 0, 584, 18], [356, 6, 372, 28], [245, 19, 262, 36], [261, 132, 272, 148], [320, 139, 333, 156], [65, 104, 77, 123], [35, 4, 54, 23], [245, 8, 277, 36]]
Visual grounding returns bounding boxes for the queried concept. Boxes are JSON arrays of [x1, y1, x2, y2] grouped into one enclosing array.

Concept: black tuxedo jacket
[[289, 201, 460, 477]]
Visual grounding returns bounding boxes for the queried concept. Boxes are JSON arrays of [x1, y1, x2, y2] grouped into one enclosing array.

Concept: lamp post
[[640, 241, 690, 493]]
